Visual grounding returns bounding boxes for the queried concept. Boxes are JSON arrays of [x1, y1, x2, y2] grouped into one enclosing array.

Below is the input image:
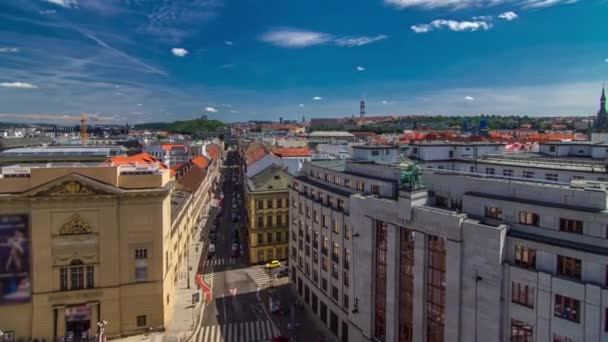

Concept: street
[[192, 150, 284, 342]]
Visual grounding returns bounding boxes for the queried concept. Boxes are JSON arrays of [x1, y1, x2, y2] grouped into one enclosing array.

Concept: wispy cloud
[[205, 106, 218, 112], [605, 58, 608, 63], [42, 0, 78, 8], [0, 82, 38, 89], [412, 19, 492, 33], [39, 9, 57, 15], [0, 47, 19, 53], [261, 28, 387, 48], [171, 48, 189, 57], [225, 41, 233, 46], [299, 104, 305, 107], [313, 96, 323, 100], [498, 11, 518, 21], [356, 66, 366, 72], [335, 34, 387, 47], [77, 28, 167, 76], [385, 0, 575, 9], [465, 95, 475, 101]]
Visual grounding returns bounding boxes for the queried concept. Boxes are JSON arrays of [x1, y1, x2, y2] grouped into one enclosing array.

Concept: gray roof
[[309, 159, 347, 171]]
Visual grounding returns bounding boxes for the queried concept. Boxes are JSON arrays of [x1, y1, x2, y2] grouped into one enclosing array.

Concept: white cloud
[[412, 19, 492, 33], [171, 48, 189, 57], [356, 66, 366, 72], [40, 9, 57, 14], [465, 96, 475, 101], [472, 15, 493, 20], [498, 11, 518, 21], [313, 96, 323, 101], [225, 41, 233, 46], [605, 58, 608, 63], [261, 29, 387, 48], [261, 29, 332, 48], [137, 103, 143, 106], [230, 110, 238, 113], [42, 0, 78, 8], [385, 0, 575, 9], [334, 34, 387, 47], [0, 82, 38, 89], [205, 106, 218, 113], [299, 104, 305, 107], [0, 47, 19, 53], [382, 100, 390, 104]]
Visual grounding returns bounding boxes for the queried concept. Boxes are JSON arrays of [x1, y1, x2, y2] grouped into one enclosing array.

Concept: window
[[435, 195, 448, 209], [519, 211, 539, 226], [523, 171, 535, 178], [337, 199, 344, 211], [313, 270, 318, 284], [86, 266, 94, 289], [426, 235, 446, 342], [135, 248, 148, 259], [503, 169, 514, 177], [257, 233, 263, 244], [485, 206, 503, 220], [327, 195, 333, 208], [553, 334, 573, 342], [399, 229, 415, 342], [332, 262, 339, 279], [344, 179, 350, 187], [313, 250, 318, 263], [374, 221, 388, 341], [515, 245, 536, 268], [371, 185, 380, 195], [278, 215, 284, 226], [322, 256, 328, 271], [321, 277, 328, 292], [137, 315, 147, 327], [277, 199, 283, 208], [60, 268, 68, 291], [470, 166, 475, 173], [266, 215, 272, 227], [549, 146, 556, 152], [331, 285, 339, 301], [257, 200, 263, 209], [605, 308, 608, 332], [332, 243, 340, 263], [324, 173, 329, 181], [257, 216, 263, 228], [344, 248, 350, 270], [343, 294, 349, 310], [412, 147, 418, 154], [554, 294, 580, 323], [559, 218, 583, 234], [510, 320, 533, 342], [371, 150, 379, 156], [356, 181, 365, 192], [322, 236, 328, 255], [512, 282, 534, 308], [313, 231, 319, 249], [311, 209, 316, 222], [557, 255, 581, 280], [292, 230, 297, 242], [70, 266, 84, 290], [345, 224, 351, 240], [277, 231, 282, 242], [332, 220, 340, 234], [545, 173, 558, 182], [343, 270, 349, 287], [322, 215, 328, 228], [485, 167, 495, 175]]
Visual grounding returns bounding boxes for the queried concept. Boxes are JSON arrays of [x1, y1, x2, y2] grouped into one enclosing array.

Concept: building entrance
[[65, 305, 91, 342]]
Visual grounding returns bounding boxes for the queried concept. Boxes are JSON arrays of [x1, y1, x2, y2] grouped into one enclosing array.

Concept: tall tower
[[595, 84, 608, 132], [360, 99, 366, 119]]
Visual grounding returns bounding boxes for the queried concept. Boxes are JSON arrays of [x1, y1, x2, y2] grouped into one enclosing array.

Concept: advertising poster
[[0, 214, 31, 304]]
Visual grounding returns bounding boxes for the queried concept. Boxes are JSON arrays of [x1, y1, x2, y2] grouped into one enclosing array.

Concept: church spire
[[600, 83, 607, 115]]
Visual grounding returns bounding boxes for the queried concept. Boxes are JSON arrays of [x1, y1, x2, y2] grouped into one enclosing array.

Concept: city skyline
[[0, 0, 607, 123]]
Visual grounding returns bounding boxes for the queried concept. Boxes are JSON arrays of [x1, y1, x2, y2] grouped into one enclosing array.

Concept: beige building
[[0, 150, 216, 341], [245, 164, 291, 264]]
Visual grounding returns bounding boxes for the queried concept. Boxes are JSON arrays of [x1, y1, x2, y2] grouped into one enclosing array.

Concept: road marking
[[256, 287, 261, 302], [229, 288, 238, 296]]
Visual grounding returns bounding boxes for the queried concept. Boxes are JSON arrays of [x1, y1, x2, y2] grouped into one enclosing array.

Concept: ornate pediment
[[40, 180, 98, 196], [59, 213, 92, 235]]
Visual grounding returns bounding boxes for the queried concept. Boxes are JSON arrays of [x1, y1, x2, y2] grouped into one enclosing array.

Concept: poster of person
[[0, 214, 31, 304]]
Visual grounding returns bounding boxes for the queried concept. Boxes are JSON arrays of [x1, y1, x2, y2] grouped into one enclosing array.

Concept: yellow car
[[265, 260, 282, 269]]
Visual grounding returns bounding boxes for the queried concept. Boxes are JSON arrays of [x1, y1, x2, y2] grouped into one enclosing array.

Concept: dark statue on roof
[[400, 161, 423, 189]]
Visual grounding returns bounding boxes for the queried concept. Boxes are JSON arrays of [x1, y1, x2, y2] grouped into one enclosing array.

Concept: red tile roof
[[191, 156, 210, 169], [162, 144, 186, 151], [106, 153, 173, 176], [177, 165, 207, 193], [245, 143, 269, 165], [206, 144, 221, 160], [271, 147, 312, 158]]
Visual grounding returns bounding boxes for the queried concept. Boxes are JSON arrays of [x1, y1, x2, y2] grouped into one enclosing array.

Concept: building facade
[[245, 164, 291, 264], [0, 154, 211, 341], [289, 145, 608, 342]]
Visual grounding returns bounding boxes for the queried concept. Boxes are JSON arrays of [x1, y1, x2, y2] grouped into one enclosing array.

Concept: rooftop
[[473, 153, 608, 173], [352, 144, 397, 150], [271, 147, 312, 158], [247, 164, 292, 192], [309, 159, 347, 171], [309, 131, 355, 137]]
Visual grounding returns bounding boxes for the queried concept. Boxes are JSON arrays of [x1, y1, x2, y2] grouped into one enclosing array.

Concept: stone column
[[444, 239, 462, 341], [385, 224, 400, 342], [412, 232, 426, 342]]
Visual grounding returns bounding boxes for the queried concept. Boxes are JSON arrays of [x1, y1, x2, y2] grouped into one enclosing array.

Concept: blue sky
[[0, 0, 606, 123]]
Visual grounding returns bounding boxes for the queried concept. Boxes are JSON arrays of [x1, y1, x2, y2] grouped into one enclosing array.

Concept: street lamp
[[97, 320, 108, 342]]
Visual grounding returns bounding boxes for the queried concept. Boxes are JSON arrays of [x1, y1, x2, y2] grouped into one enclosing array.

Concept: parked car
[[265, 260, 281, 269], [207, 244, 216, 258], [274, 266, 289, 278], [209, 232, 217, 241]]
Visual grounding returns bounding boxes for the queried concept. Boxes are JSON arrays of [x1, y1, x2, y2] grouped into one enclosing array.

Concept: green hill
[[134, 119, 226, 134]]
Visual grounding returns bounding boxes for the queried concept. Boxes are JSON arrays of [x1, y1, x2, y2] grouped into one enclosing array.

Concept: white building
[[289, 144, 608, 342]]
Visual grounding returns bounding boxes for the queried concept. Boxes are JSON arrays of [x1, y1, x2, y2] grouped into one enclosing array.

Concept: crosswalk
[[203, 258, 238, 267], [245, 267, 272, 288], [202, 272, 214, 290], [197, 320, 279, 342]]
